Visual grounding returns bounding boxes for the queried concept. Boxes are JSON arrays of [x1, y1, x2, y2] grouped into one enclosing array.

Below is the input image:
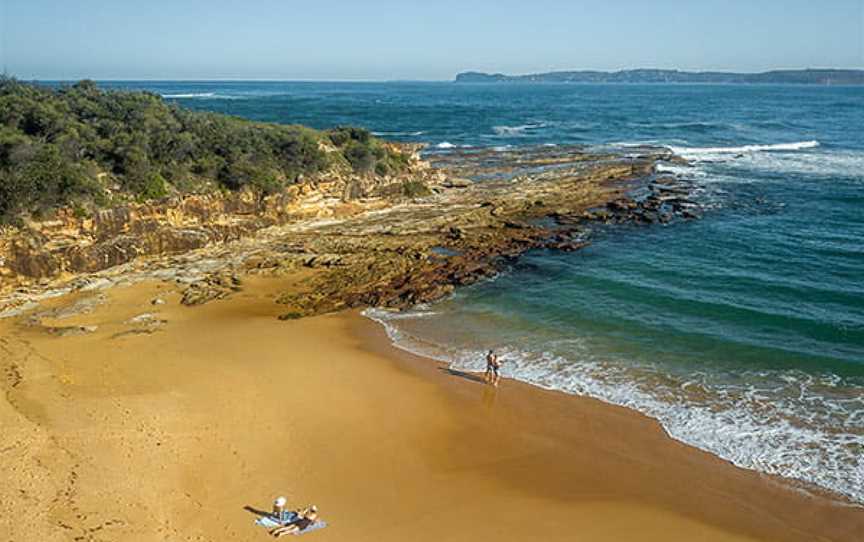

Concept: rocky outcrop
[[0, 145, 704, 320], [181, 272, 243, 306], [267, 146, 702, 318]]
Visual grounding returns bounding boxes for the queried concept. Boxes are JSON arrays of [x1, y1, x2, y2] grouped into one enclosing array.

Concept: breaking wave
[[670, 140, 820, 159], [720, 149, 864, 179], [372, 130, 425, 137], [492, 123, 546, 137], [365, 307, 864, 506], [664, 141, 863, 181], [161, 92, 218, 99]]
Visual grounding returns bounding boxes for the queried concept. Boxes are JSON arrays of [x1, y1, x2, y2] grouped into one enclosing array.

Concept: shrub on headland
[[0, 78, 411, 223], [401, 179, 431, 198], [327, 126, 410, 176]]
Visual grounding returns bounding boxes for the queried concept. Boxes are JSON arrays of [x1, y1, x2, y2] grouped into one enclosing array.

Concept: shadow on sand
[[243, 505, 271, 518], [440, 367, 486, 384]]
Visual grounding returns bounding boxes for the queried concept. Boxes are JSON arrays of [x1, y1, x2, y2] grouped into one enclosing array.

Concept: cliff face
[[0, 144, 434, 282]]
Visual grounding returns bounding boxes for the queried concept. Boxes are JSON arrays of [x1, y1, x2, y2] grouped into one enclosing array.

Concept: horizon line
[[12, 66, 864, 84], [15, 76, 449, 84]]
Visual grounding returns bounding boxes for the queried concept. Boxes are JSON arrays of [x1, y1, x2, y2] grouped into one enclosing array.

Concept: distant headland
[[455, 68, 864, 85]]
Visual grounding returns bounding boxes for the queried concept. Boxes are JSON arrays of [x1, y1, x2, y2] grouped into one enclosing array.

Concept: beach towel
[[255, 513, 328, 535]]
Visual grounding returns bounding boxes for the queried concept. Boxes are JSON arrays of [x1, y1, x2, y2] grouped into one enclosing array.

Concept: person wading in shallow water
[[484, 350, 503, 386]]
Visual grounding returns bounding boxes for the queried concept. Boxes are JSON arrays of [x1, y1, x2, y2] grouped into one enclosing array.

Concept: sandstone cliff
[[0, 144, 435, 283]]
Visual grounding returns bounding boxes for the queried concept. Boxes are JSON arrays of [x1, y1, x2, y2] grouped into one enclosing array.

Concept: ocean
[[100, 81, 863, 504]]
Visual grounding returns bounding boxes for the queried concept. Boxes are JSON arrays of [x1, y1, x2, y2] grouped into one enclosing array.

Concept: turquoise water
[[101, 81, 864, 502]]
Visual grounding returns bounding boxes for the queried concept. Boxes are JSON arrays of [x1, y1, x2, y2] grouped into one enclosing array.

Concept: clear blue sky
[[2, 0, 862, 80]]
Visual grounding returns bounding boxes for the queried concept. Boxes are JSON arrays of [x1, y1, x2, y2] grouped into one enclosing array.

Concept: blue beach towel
[[255, 513, 328, 535]]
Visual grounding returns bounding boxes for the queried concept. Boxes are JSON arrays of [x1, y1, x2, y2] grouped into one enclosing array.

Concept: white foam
[[372, 131, 425, 137], [656, 162, 699, 177], [670, 140, 820, 160], [161, 92, 217, 99], [364, 307, 864, 506], [610, 140, 664, 147], [661, 144, 864, 182], [722, 149, 864, 179], [435, 142, 456, 149], [492, 123, 545, 137], [660, 140, 864, 182]]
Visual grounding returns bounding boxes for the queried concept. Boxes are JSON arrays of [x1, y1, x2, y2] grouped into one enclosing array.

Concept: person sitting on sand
[[270, 505, 319, 538], [272, 496, 288, 521]]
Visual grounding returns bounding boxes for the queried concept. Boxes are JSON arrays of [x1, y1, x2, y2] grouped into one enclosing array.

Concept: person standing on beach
[[485, 350, 503, 386], [484, 350, 496, 384]]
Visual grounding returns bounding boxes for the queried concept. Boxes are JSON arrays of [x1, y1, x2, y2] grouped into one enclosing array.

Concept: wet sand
[[1, 277, 862, 541]]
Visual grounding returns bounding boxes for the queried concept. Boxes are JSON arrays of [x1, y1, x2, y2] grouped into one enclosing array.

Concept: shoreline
[[364, 306, 864, 509], [1, 277, 861, 541]]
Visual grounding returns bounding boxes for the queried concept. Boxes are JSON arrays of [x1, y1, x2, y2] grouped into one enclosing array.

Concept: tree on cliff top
[[0, 78, 409, 223]]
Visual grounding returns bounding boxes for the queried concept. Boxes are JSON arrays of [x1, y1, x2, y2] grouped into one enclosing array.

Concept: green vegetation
[[326, 126, 411, 176], [0, 78, 411, 223], [401, 179, 431, 198]]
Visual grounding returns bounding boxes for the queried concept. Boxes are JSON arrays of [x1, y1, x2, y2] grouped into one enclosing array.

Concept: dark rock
[[608, 199, 637, 212], [181, 272, 242, 306], [46, 325, 98, 337], [442, 177, 472, 188], [681, 210, 702, 220]]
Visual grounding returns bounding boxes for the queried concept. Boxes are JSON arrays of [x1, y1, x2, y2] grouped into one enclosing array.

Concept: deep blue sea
[[100, 81, 864, 503]]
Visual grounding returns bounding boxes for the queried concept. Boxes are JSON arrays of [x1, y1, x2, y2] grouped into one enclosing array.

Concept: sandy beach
[[1, 277, 862, 542]]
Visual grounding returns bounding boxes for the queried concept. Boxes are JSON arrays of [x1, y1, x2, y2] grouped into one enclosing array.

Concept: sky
[[2, 0, 863, 81]]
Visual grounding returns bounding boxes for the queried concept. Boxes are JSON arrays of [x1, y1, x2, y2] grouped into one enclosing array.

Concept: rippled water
[[98, 81, 864, 503]]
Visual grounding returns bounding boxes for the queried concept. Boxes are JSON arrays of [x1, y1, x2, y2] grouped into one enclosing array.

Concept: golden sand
[[1, 278, 862, 541]]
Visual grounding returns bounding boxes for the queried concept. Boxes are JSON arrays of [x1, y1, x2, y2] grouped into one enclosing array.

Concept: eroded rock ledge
[[0, 145, 700, 321], [271, 146, 697, 317]]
